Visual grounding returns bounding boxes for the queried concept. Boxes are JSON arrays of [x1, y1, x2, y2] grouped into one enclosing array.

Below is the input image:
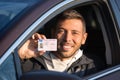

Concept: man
[[18, 9, 96, 77]]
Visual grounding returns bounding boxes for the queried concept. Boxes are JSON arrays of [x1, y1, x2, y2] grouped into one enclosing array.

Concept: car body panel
[[85, 64, 120, 80]]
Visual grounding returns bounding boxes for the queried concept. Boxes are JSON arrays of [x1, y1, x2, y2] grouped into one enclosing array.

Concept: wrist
[[18, 49, 26, 60]]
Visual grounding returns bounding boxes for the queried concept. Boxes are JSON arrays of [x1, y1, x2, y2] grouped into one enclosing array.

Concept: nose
[[64, 31, 72, 42]]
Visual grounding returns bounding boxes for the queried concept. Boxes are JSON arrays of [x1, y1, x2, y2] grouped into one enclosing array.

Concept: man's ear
[[81, 33, 88, 45]]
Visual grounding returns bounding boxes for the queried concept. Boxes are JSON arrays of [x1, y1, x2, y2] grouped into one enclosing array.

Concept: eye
[[72, 30, 80, 35], [57, 29, 64, 33]]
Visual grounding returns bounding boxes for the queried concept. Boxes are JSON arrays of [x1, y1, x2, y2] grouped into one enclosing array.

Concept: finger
[[39, 50, 46, 55], [40, 34, 47, 40], [32, 33, 47, 40], [32, 33, 36, 39], [32, 33, 40, 40], [34, 34, 47, 43]]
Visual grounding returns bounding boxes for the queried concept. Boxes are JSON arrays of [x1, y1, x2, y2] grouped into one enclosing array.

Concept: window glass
[[115, 0, 120, 31], [115, 0, 120, 11], [0, 54, 16, 80], [0, 2, 28, 31], [0, 0, 43, 33], [110, 0, 120, 31]]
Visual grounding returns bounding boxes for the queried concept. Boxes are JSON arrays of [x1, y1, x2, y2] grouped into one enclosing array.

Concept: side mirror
[[20, 70, 81, 80]]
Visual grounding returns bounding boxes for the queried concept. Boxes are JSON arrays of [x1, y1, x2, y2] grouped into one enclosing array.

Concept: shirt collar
[[43, 49, 83, 62], [42, 49, 83, 71]]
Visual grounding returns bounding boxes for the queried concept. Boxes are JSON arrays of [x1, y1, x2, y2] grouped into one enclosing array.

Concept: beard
[[56, 48, 78, 59]]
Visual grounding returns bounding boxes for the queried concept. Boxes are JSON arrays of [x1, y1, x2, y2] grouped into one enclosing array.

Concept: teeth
[[63, 46, 71, 49]]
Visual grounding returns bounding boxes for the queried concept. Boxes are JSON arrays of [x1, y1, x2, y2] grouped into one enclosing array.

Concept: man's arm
[[18, 33, 46, 59]]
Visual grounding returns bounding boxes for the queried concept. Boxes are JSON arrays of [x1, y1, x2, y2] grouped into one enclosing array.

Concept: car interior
[[19, 3, 109, 80], [77, 5, 107, 71], [38, 4, 108, 71]]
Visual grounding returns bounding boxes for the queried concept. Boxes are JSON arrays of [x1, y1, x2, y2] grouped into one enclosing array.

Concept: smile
[[62, 45, 73, 51]]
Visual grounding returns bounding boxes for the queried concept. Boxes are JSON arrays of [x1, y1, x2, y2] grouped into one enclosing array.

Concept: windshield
[[0, 0, 42, 33]]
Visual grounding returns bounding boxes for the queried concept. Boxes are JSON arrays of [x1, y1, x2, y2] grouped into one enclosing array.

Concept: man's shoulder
[[78, 54, 94, 65], [82, 53, 106, 71]]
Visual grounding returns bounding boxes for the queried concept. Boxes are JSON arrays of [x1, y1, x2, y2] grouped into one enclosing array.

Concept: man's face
[[55, 19, 87, 60]]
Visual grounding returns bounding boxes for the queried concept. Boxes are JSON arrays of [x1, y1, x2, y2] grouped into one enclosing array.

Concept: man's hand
[[18, 33, 46, 59]]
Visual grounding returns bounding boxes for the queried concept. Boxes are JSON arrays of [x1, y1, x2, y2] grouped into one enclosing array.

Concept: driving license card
[[38, 39, 57, 51]]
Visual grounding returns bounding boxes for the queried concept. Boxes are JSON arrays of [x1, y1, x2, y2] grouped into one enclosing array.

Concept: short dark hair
[[55, 9, 86, 32]]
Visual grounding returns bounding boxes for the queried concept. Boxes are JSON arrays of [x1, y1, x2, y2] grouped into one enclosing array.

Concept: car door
[[0, 0, 120, 80]]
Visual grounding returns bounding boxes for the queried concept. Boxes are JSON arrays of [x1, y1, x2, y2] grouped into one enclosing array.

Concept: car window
[[18, 3, 107, 77], [109, 0, 120, 33], [0, 0, 43, 36], [115, 0, 120, 35], [0, 2, 27, 31], [115, 0, 120, 11]]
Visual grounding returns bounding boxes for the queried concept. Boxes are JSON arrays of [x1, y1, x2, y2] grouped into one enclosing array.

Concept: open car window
[[17, 1, 109, 78]]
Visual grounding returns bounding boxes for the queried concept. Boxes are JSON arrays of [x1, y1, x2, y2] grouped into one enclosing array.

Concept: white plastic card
[[38, 39, 57, 51]]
